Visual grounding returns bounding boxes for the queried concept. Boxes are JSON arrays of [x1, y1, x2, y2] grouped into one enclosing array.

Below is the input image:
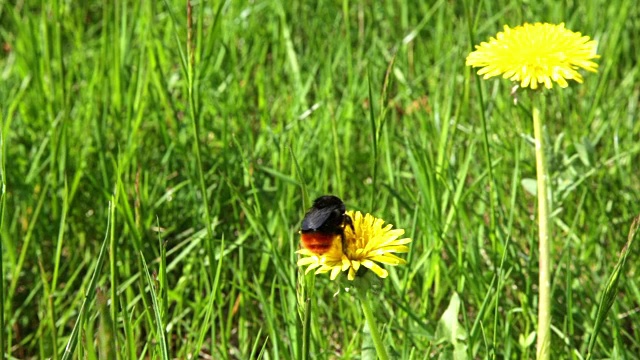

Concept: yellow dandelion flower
[[297, 211, 411, 281], [466, 22, 599, 90]]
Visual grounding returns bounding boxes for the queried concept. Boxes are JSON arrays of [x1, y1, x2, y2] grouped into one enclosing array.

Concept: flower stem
[[533, 106, 551, 360], [358, 291, 389, 360]]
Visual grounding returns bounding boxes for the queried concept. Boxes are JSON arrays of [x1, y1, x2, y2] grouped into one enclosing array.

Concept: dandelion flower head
[[297, 211, 411, 281], [466, 22, 599, 89]]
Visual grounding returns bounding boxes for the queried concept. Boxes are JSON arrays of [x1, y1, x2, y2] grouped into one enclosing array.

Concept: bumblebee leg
[[344, 214, 355, 232]]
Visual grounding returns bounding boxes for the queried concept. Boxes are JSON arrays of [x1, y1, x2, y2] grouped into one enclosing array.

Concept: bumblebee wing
[[301, 207, 334, 232]]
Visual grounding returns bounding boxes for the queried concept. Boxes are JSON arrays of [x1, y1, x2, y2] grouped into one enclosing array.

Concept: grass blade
[[61, 201, 113, 360], [586, 214, 640, 359], [139, 251, 170, 360]]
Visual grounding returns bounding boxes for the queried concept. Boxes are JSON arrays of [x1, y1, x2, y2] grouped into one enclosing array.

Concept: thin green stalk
[[109, 179, 119, 352], [358, 291, 389, 360], [185, 2, 213, 254], [1, 119, 6, 360], [464, 0, 497, 252], [367, 71, 378, 210], [185, 1, 214, 255], [301, 297, 311, 360], [533, 106, 551, 360]]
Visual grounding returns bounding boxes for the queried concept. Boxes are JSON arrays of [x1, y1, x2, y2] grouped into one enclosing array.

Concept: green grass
[[1, 0, 640, 358]]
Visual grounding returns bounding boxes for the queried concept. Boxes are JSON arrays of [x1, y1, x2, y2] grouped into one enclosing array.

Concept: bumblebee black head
[[301, 195, 349, 234], [311, 195, 345, 212]]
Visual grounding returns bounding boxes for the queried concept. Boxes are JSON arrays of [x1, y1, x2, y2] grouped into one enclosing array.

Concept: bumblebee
[[300, 195, 354, 254]]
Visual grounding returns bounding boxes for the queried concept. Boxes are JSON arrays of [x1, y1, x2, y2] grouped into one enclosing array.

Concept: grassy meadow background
[[2, 0, 640, 358]]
